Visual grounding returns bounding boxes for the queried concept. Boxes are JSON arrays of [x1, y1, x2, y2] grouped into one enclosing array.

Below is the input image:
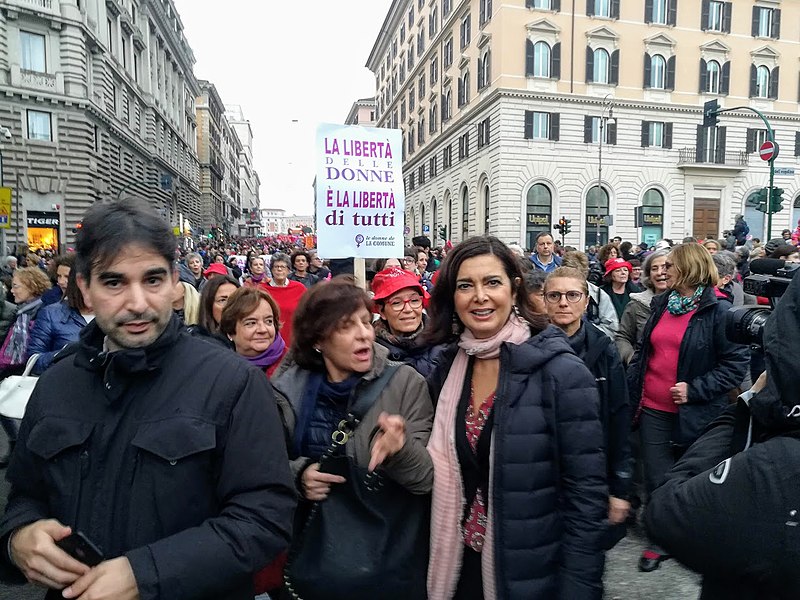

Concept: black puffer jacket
[[628, 286, 748, 447], [373, 322, 447, 379], [428, 326, 608, 600]]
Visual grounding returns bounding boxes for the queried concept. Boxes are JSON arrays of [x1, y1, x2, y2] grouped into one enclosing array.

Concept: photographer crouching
[[645, 268, 800, 599]]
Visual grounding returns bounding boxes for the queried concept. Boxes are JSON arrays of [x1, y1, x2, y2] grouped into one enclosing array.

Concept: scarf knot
[[667, 285, 705, 315]]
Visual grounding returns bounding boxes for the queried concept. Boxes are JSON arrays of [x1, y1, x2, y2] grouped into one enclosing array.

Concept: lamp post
[[595, 94, 615, 246]]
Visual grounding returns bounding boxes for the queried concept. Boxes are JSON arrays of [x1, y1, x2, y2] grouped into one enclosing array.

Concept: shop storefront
[[27, 211, 60, 253]]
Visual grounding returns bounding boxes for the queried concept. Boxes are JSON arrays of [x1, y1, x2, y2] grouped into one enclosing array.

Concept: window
[[400, 23, 406, 43], [430, 6, 438, 37], [755, 65, 770, 98], [409, 171, 416, 190], [121, 36, 128, 70], [458, 71, 470, 106], [442, 88, 452, 121], [430, 55, 439, 85], [419, 0, 425, 9], [418, 165, 426, 185], [704, 1, 727, 32], [585, 186, 610, 247], [401, 100, 407, 122], [400, 59, 406, 84], [461, 186, 469, 237], [477, 117, 490, 148], [20, 31, 46, 72], [444, 0, 452, 18], [528, 0, 554, 8], [460, 14, 471, 49], [526, 184, 553, 249], [409, 86, 415, 111], [641, 121, 673, 148], [408, 6, 415, 28], [482, 184, 491, 233], [418, 117, 425, 144], [444, 37, 453, 68], [583, 115, 617, 144], [531, 41, 550, 77], [650, 54, 666, 89], [746, 128, 771, 153], [392, 39, 398, 58], [754, 7, 780, 39], [458, 131, 470, 159], [419, 74, 426, 99], [652, 0, 667, 24], [430, 156, 437, 178], [443, 144, 452, 168], [107, 18, 114, 54], [408, 125, 415, 153], [524, 110, 560, 141], [408, 46, 415, 70], [480, 0, 492, 25], [591, 0, 611, 18], [27, 110, 52, 141], [706, 59, 721, 94], [695, 124, 726, 163], [478, 50, 491, 89], [593, 48, 610, 84], [417, 27, 425, 55], [429, 103, 437, 133]]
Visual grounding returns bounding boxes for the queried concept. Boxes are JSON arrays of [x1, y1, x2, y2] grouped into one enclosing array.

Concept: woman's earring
[[314, 347, 322, 354], [512, 304, 522, 318], [451, 315, 461, 335]]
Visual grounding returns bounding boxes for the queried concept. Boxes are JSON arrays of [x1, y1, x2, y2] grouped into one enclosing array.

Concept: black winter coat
[[628, 286, 748, 447], [0, 317, 296, 600], [428, 326, 608, 600], [374, 334, 447, 379]]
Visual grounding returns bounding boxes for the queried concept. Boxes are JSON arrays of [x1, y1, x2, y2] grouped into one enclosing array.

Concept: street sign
[[759, 140, 779, 162], [774, 167, 795, 176], [403, 226, 410, 235], [0, 188, 10, 230], [422, 225, 430, 233]]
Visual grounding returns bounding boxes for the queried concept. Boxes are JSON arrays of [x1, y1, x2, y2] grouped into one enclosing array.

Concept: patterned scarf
[[373, 318, 424, 350], [667, 285, 705, 315]]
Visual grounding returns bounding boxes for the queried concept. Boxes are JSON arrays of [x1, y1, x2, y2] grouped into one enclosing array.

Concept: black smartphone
[[56, 531, 104, 567]]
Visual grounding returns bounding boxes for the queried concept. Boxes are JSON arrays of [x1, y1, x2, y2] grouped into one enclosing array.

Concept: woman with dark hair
[[227, 254, 243, 281], [271, 277, 433, 597], [220, 286, 286, 378], [628, 243, 748, 572], [190, 275, 240, 343], [243, 256, 271, 291], [266, 253, 307, 347], [27, 268, 94, 374], [424, 235, 607, 599], [41, 253, 75, 306], [587, 243, 619, 286], [288, 250, 319, 288]]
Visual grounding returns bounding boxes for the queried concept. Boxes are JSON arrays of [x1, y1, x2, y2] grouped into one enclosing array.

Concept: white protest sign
[[315, 123, 404, 258]]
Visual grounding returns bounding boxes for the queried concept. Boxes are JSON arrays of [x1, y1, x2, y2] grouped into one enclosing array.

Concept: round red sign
[[759, 140, 779, 162]]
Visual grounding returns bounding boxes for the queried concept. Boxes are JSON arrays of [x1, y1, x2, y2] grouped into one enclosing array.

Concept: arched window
[[483, 184, 490, 234], [429, 103, 437, 132], [593, 48, 610, 84], [432, 197, 438, 241], [585, 185, 610, 248], [744, 189, 766, 240], [706, 60, 721, 94], [461, 186, 469, 239], [481, 50, 491, 87], [409, 207, 416, 237], [534, 41, 550, 78], [420, 203, 426, 236], [791, 195, 800, 240], [444, 89, 452, 121], [650, 54, 666, 89], [445, 190, 452, 241], [641, 188, 665, 246], [756, 65, 770, 98], [526, 183, 552, 250]]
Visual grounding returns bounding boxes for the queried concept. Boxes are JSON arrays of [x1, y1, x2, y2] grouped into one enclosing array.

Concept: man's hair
[[712, 251, 737, 280], [75, 199, 176, 283], [535, 232, 553, 244], [412, 235, 431, 249], [290, 250, 311, 268], [271, 253, 291, 269], [185, 252, 201, 264]]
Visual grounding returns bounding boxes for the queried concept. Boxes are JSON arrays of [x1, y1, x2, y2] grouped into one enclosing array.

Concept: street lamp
[[595, 94, 615, 246]]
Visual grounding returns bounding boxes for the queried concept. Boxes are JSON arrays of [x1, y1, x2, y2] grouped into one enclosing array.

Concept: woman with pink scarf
[[423, 236, 608, 600]]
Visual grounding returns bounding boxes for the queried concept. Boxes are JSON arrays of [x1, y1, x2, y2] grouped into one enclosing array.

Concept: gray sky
[[175, 0, 393, 216]]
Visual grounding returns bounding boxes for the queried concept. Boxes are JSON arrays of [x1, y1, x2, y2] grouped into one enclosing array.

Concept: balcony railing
[[677, 147, 749, 168], [22, 0, 52, 9], [8, 0, 57, 13]]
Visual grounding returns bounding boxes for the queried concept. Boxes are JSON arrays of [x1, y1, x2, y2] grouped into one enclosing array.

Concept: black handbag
[[284, 364, 430, 600]]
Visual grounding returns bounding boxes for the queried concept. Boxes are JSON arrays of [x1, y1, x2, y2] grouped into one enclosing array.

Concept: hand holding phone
[[56, 531, 104, 567]]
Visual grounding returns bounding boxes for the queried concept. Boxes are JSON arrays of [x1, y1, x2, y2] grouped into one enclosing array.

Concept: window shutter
[[795, 131, 800, 157], [723, 2, 732, 33], [770, 66, 780, 99], [525, 40, 534, 76], [586, 46, 594, 83], [664, 122, 674, 149], [478, 56, 484, 88], [611, 0, 620, 19], [641, 121, 650, 147], [584, 116, 593, 143], [607, 121, 617, 145], [645, 0, 654, 24], [721, 61, 731, 95], [643, 53, 652, 89], [586, 0, 595, 16], [458, 77, 464, 105], [716, 126, 727, 164], [749, 64, 757, 97], [610, 49, 620, 85], [701, 0, 710, 31], [699, 58, 708, 93], [773, 9, 781, 38], [695, 124, 705, 162], [668, 0, 678, 26], [549, 113, 560, 141], [524, 110, 533, 139], [751, 6, 759, 37], [666, 55, 676, 90], [552, 43, 561, 79], [552, 0, 560, 12], [746, 129, 756, 153]]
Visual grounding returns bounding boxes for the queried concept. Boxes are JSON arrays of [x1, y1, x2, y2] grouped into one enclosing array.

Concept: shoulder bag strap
[[347, 363, 402, 422]]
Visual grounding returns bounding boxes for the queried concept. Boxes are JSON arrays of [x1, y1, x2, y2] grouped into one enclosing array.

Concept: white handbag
[[0, 354, 40, 419]]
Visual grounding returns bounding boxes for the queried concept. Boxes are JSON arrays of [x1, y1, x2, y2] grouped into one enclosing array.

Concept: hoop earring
[[314, 347, 322, 354]]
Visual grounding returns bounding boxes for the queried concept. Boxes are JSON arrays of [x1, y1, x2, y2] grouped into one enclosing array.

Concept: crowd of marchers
[[0, 204, 796, 600]]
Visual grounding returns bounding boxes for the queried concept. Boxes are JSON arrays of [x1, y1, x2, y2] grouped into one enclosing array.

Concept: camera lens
[[726, 306, 771, 346]]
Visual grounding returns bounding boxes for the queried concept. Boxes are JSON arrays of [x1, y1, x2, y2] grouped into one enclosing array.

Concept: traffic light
[[703, 99, 720, 128], [562, 218, 572, 236], [770, 187, 785, 213], [751, 187, 769, 213], [438, 225, 447, 241], [553, 220, 563, 236]]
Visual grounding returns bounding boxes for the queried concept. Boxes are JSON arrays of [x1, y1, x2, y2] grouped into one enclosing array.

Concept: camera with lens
[[726, 260, 800, 347]]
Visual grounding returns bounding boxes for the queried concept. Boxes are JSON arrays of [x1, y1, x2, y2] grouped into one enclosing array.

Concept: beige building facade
[[367, 0, 800, 249]]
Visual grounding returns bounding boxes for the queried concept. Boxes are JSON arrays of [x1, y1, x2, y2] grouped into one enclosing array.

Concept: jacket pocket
[[130, 417, 218, 533], [26, 417, 93, 526]]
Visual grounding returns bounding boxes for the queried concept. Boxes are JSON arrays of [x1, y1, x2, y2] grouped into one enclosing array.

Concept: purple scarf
[[245, 334, 286, 369], [249, 273, 267, 285]]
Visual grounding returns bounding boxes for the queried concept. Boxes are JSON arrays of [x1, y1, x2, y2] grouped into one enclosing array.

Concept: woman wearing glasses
[[628, 243, 748, 573], [424, 236, 607, 599], [371, 267, 445, 378], [544, 267, 632, 546]]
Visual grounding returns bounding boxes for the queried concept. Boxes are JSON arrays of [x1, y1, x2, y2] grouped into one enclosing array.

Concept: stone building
[[0, 0, 201, 252], [344, 98, 378, 127], [367, 0, 800, 249], [226, 104, 261, 236]]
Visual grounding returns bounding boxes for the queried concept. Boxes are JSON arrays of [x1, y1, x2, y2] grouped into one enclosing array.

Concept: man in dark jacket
[[645, 270, 800, 599], [732, 214, 749, 246], [0, 200, 295, 600]]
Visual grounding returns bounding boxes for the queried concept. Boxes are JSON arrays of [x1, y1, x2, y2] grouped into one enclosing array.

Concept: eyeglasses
[[651, 264, 669, 273], [544, 291, 585, 304], [403, 257, 416, 264], [386, 296, 423, 311]]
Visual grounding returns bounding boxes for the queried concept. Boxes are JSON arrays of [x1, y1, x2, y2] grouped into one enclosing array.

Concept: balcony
[[677, 147, 749, 171], [6, 0, 59, 15], [11, 66, 63, 94]]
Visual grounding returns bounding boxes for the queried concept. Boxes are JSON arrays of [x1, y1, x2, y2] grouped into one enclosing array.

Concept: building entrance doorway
[[693, 199, 720, 240]]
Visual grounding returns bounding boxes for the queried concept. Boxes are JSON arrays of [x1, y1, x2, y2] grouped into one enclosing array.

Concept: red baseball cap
[[371, 267, 428, 303], [604, 258, 633, 277], [204, 263, 229, 278]]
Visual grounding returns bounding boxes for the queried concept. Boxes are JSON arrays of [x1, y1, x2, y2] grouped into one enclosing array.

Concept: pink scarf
[[427, 314, 531, 600]]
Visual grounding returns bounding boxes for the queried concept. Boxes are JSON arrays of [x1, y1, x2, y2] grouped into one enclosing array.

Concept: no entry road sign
[[759, 140, 779, 162]]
